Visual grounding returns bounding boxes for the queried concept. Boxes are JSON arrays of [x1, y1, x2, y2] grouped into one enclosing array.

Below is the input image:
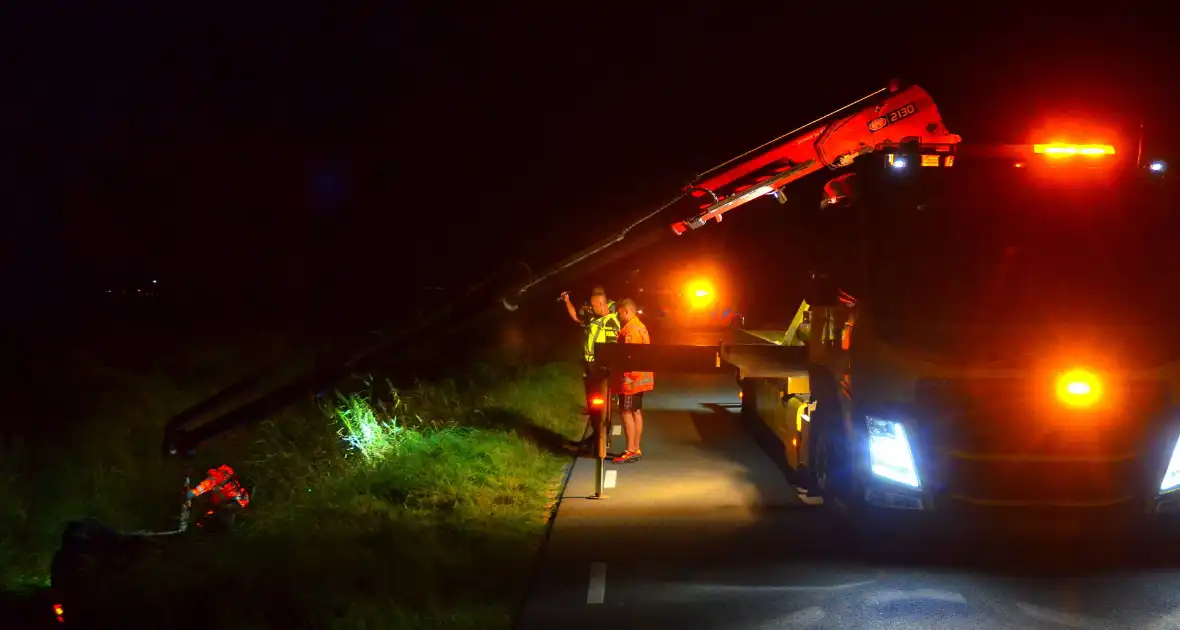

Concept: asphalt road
[[517, 365, 1180, 629]]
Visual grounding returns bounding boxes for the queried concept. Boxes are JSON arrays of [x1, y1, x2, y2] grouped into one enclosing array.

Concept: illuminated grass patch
[[1, 356, 585, 630]]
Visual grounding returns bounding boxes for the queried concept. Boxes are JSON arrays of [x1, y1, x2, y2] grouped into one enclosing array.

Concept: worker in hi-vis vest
[[563, 287, 619, 450], [612, 298, 652, 463]]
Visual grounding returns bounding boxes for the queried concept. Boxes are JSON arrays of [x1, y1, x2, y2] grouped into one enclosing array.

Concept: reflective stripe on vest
[[584, 312, 620, 362], [622, 371, 654, 394], [619, 319, 654, 394]]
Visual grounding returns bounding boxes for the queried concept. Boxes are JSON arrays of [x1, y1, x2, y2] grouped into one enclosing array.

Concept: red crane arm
[[671, 83, 961, 234]]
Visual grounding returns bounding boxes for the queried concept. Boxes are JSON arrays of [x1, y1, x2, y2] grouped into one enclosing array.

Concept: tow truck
[[597, 81, 1180, 536], [685, 103, 1180, 538]]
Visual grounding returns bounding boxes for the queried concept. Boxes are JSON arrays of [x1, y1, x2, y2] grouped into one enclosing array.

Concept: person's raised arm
[[561, 292, 583, 325]]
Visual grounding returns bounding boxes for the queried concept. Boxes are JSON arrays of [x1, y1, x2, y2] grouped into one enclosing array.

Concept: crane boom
[[671, 83, 961, 234]]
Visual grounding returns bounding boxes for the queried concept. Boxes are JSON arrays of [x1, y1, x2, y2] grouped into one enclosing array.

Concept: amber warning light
[[1055, 369, 1103, 408], [1033, 143, 1115, 158], [685, 278, 715, 309]]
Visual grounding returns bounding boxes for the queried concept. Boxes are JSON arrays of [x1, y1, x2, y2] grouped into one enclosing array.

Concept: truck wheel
[[811, 405, 859, 525]]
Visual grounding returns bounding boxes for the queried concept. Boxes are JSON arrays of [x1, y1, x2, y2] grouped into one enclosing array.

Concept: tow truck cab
[[737, 139, 1180, 528]]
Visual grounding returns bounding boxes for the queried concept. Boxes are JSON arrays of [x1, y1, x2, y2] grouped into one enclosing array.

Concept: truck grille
[[914, 377, 1170, 505], [941, 458, 1144, 506]]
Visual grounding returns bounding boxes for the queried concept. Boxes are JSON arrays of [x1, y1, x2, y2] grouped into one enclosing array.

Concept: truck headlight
[[867, 417, 921, 489], [1161, 435, 1180, 493]]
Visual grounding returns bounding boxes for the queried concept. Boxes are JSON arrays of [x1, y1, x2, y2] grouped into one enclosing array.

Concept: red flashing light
[[589, 395, 606, 408], [54, 603, 65, 623]]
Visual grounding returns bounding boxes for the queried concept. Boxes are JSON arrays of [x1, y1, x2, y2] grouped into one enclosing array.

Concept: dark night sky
[[3, 4, 1175, 317]]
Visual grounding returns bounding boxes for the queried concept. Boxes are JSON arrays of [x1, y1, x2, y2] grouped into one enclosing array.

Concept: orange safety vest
[[618, 318, 654, 394], [190, 464, 250, 508]]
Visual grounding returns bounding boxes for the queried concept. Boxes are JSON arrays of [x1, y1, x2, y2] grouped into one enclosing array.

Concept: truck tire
[[811, 403, 860, 526]]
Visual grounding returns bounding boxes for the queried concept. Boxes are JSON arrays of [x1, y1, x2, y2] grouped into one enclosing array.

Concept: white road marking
[[587, 562, 607, 604], [604, 469, 617, 488], [612, 424, 622, 436]]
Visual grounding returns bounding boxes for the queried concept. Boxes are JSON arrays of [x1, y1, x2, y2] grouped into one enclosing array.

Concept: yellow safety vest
[[584, 312, 620, 362]]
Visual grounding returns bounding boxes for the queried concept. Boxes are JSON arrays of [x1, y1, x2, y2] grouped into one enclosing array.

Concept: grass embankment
[[1, 336, 584, 629]]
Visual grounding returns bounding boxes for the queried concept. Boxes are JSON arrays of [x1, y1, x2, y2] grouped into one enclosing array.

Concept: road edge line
[[508, 449, 579, 630], [587, 562, 607, 604]]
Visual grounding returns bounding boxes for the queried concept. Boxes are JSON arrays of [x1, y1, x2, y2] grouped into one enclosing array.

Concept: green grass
[[1, 337, 584, 629]]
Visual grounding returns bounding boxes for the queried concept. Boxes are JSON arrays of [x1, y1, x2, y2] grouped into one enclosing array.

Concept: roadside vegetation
[[1, 322, 584, 628]]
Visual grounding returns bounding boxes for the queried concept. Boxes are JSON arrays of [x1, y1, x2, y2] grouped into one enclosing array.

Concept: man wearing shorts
[[613, 298, 652, 463]]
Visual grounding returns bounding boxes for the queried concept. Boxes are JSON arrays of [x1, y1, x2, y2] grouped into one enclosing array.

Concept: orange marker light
[[589, 395, 606, 408], [1033, 143, 1115, 158], [1055, 369, 1103, 408], [685, 278, 715, 309]]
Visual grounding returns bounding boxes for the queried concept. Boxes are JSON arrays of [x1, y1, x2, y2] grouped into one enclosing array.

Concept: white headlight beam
[[1160, 434, 1180, 493], [866, 417, 921, 489]]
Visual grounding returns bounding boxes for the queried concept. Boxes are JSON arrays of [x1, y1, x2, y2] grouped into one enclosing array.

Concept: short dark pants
[[619, 392, 644, 412]]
